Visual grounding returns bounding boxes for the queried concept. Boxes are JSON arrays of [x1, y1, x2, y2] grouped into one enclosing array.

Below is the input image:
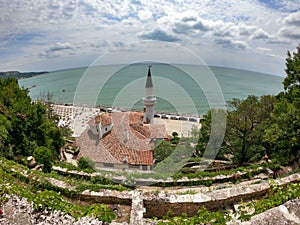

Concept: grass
[[177, 190, 198, 195], [0, 157, 131, 222]]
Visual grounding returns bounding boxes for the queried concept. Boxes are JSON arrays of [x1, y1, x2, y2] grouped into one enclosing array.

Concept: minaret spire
[[145, 65, 153, 88], [142, 66, 156, 124]]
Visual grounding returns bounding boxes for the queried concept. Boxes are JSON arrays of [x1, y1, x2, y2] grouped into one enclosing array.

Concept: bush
[[77, 157, 95, 170], [33, 146, 52, 173]]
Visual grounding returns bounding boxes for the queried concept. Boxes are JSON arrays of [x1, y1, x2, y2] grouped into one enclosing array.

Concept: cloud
[[170, 13, 271, 42], [171, 16, 212, 34], [262, 0, 300, 12], [282, 11, 300, 26], [48, 42, 74, 52], [138, 28, 180, 42], [138, 9, 153, 20], [215, 38, 248, 50], [279, 11, 300, 40], [90, 40, 109, 48], [279, 27, 300, 39], [0, 0, 297, 75], [112, 41, 125, 47], [251, 29, 271, 39], [39, 42, 75, 58], [256, 47, 272, 53]]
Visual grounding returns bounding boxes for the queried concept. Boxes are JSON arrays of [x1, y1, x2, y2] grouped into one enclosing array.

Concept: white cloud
[[138, 28, 180, 42], [215, 38, 249, 50], [138, 9, 153, 20], [278, 11, 300, 40], [282, 11, 300, 25], [256, 47, 272, 53], [0, 0, 298, 75], [251, 29, 271, 39]]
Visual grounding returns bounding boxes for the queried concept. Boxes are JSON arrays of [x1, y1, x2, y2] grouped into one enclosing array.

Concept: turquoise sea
[[18, 64, 284, 115]]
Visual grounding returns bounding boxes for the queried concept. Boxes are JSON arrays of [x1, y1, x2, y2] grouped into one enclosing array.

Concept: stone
[[27, 156, 37, 168], [248, 200, 300, 225]]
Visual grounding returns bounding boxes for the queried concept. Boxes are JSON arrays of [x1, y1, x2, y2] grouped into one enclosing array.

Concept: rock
[[248, 201, 300, 225], [1, 195, 107, 225], [27, 156, 37, 168]]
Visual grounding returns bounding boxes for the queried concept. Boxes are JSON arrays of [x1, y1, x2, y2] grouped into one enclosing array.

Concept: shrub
[[33, 146, 52, 173], [77, 157, 95, 170]]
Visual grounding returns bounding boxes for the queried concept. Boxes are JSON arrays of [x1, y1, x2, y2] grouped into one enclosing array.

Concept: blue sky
[[0, 0, 300, 76]]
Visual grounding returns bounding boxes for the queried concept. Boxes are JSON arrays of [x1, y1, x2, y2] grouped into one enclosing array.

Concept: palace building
[[76, 66, 167, 170]]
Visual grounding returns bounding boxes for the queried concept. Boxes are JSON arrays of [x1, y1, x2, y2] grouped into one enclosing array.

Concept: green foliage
[[195, 109, 227, 158], [30, 190, 114, 222], [171, 136, 179, 145], [31, 190, 65, 211], [177, 190, 198, 195], [224, 95, 275, 165], [238, 181, 300, 221], [83, 204, 115, 222], [0, 77, 66, 161], [197, 45, 300, 166], [172, 131, 178, 137], [262, 45, 300, 164], [0, 157, 116, 223], [283, 44, 300, 92], [157, 207, 231, 225], [56, 161, 79, 171], [77, 157, 95, 171], [33, 146, 52, 173], [154, 140, 174, 163], [153, 143, 192, 177]]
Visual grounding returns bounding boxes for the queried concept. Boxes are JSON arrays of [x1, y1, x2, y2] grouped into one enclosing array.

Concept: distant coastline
[[0, 71, 49, 79], [2, 64, 284, 80]]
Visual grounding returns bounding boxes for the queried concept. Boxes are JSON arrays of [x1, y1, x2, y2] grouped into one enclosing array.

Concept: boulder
[[27, 156, 36, 168]]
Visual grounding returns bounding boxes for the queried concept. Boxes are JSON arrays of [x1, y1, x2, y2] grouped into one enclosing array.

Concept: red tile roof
[[77, 111, 167, 166], [95, 113, 112, 126]]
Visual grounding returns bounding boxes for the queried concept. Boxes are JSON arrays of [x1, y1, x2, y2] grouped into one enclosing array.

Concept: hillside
[[0, 157, 299, 224], [0, 71, 48, 79]]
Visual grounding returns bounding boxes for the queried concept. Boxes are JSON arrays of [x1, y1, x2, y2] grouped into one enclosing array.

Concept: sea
[[18, 64, 284, 115]]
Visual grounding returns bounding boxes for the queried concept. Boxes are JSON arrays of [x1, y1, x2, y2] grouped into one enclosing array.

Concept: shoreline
[[50, 102, 204, 118], [50, 103, 202, 137]]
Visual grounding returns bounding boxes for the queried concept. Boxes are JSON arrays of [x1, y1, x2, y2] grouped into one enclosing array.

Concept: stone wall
[[142, 173, 300, 218], [75, 173, 300, 220], [143, 182, 269, 218], [80, 189, 132, 206]]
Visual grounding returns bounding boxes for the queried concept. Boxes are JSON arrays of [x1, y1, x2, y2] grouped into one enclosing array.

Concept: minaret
[[142, 66, 157, 124]]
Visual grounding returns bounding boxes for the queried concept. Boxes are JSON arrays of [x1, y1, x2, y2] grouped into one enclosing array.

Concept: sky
[[1, 0, 300, 76]]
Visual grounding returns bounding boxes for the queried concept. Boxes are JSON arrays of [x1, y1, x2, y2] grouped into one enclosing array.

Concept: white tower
[[143, 66, 156, 124]]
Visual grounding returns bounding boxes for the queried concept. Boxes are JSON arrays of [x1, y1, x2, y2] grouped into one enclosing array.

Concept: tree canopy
[[196, 44, 300, 166], [0, 77, 65, 162]]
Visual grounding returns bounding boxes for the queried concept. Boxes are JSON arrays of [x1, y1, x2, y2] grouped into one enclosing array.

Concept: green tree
[[224, 95, 275, 165], [196, 108, 227, 159], [33, 146, 52, 173], [77, 157, 95, 170], [171, 131, 179, 145], [154, 140, 174, 163], [283, 44, 300, 92], [263, 45, 300, 164], [0, 77, 66, 160]]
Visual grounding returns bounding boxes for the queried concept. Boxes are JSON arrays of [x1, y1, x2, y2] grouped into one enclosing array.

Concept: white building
[[142, 66, 157, 124]]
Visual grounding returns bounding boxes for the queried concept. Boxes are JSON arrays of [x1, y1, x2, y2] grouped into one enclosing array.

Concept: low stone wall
[[71, 172, 300, 220], [80, 189, 132, 206], [142, 173, 300, 218], [228, 198, 300, 225], [143, 182, 269, 218], [52, 166, 300, 220], [52, 165, 268, 186]]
